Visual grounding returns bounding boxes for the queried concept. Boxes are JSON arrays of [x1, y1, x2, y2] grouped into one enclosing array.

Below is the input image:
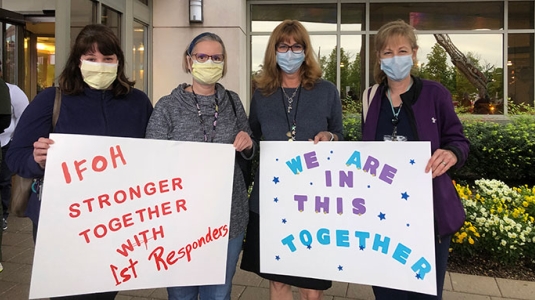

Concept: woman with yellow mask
[[145, 32, 255, 300], [6, 24, 153, 299]]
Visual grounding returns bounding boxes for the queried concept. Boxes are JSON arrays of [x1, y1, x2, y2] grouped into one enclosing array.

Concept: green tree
[[419, 43, 455, 92], [321, 47, 354, 98]]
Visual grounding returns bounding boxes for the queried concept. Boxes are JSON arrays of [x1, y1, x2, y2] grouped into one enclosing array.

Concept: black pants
[[0, 142, 12, 220]]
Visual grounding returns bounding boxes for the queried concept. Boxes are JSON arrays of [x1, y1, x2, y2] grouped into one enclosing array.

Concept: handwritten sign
[[259, 141, 436, 295], [29, 134, 235, 299]]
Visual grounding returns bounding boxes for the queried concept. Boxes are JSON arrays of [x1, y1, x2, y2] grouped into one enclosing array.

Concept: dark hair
[[255, 20, 322, 96], [58, 24, 134, 96], [182, 32, 228, 77]]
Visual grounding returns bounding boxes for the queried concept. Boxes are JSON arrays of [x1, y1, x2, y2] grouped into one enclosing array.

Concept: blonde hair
[[373, 20, 419, 84], [255, 20, 322, 95], [182, 32, 228, 77]]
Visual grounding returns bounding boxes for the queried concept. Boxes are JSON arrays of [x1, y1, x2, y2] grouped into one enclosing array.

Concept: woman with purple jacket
[[362, 20, 469, 300]]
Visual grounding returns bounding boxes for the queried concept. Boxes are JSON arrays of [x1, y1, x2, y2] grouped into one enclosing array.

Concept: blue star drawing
[[306, 244, 312, 250], [367, 185, 371, 188], [410, 159, 415, 165], [338, 265, 343, 271], [415, 273, 422, 280], [327, 157, 331, 160], [401, 192, 410, 200], [359, 245, 365, 250], [407, 223, 410, 227], [275, 255, 280, 261], [378, 212, 386, 220], [309, 182, 313, 185], [275, 158, 279, 162], [273, 177, 280, 184], [274, 197, 279, 203], [282, 218, 287, 224]]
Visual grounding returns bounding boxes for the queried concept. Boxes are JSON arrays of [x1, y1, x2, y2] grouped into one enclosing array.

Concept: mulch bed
[[447, 251, 535, 281]]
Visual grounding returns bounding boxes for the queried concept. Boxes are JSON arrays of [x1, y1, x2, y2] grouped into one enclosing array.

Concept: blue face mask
[[380, 55, 413, 81], [276, 51, 305, 74]]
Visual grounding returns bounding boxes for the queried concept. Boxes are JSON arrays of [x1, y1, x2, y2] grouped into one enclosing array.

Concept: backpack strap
[[362, 84, 379, 124]]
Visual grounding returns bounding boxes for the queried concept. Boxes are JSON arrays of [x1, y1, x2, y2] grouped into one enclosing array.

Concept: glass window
[[509, 1, 534, 29], [508, 33, 534, 110], [36, 37, 56, 92], [4, 23, 17, 84], [71, 0, 95, 44], [251, 4, 337, 32], [341, 3, 365, 31], [370, 2, 503, 31], [133, 20, 148, 92], [102, 5, 121, 40], [312, 35, 337, 82], [340, 35, 364, 99]]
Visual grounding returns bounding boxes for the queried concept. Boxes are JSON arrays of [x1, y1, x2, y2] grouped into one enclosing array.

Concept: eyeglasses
[[276, 44, 304, 54], [190, 53, 224, 64]]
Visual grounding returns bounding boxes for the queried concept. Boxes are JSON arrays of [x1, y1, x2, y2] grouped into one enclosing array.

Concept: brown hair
[[254, 20, 322, 95], [58, 24, 134, 96], [182, 32, 228, 77], [373, 20, 419, 84]]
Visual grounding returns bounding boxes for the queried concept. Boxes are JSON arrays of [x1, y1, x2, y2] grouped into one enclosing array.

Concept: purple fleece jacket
[[362, 77, 470, 236]]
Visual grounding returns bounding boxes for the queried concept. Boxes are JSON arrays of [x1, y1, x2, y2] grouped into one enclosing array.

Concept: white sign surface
[[30, 134, 234, 299], [259, 141, 436, 295]]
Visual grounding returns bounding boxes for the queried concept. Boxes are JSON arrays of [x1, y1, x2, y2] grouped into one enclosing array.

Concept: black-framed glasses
[[190, 53, 224, 64], [276, 43, 304, 54]]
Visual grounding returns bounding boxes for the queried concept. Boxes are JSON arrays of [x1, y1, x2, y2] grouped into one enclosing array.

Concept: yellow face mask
[[80, 60, 118, 90], [191, 61, 224, 85]]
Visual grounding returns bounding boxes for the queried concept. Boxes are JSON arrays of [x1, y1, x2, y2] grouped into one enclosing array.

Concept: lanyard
[[281, 86, 301, 141], [192, 88, 219, 142]]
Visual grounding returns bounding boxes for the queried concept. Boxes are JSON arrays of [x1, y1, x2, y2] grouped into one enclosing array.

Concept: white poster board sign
[[259, 141, 436, 295], [30, 134, 235, 299]]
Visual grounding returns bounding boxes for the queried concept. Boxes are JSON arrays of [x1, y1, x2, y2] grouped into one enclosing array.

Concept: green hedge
[[342, 114, 535, 186]]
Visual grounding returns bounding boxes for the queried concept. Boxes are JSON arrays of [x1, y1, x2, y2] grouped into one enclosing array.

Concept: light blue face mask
[[380, 55, 413, 81], [276, 51, 305, 74]]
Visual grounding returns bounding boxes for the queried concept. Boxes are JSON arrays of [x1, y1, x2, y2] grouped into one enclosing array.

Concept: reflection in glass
[[311, 35, 336, 83], [133, 21, 148, 92], [36, 37, 56, 93], [371, 33, 504, 114], [370, 2, 503, 30], [509, 1, 534, 29], [4, 24, 16, 84], [341, 3, 365, 31], [71, 0, 95, 45], [508, 34, 534, 111], [251, 4, 336, 32], [102, 5, 121, 40], [340, 35, 363, 99]]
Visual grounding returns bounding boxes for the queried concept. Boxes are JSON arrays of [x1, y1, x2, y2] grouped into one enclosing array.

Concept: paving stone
[[325, 281, 349, 297], [495, 278, 535, 300], [238, 286, 270, 299], [443, 290, 492, 299], [450, 272, 501, 297], [346, 283, 375, 300], [444, 271, 453, 291]]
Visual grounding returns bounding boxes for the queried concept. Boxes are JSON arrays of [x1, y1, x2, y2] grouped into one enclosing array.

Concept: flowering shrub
[[452, 179, 535, 264]]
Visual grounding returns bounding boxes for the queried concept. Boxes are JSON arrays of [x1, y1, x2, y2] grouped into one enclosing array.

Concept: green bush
[[453, 117, 535, 185], [342, 114, 535, 186]]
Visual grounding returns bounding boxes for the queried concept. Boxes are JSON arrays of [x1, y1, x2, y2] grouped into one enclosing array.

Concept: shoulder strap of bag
[[362, 84, 379, 124], [226, 90, 237, 117], [52, 87, 61, 130]]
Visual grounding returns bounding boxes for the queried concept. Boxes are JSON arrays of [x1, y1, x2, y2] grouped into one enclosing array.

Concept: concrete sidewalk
[[0, 217, 533, 300]]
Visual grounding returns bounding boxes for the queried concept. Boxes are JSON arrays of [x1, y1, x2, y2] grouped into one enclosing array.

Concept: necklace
[[280, 87, 302, 141], [387, 88, 403, 126], [192, 87, 219, 142], [281, 85, 300, 113]]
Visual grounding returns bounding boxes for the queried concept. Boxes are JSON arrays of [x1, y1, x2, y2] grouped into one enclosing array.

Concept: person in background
[[6, 24, 153, 299], [240, 20, 343, 300], [145, 32, 255, 300], [0, 62, 30, 231], [361, 19, 469, 299], [0, 64, 11, 274]]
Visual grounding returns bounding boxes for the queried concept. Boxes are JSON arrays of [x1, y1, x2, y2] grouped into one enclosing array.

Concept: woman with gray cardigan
[[145, 32, 255, 300]]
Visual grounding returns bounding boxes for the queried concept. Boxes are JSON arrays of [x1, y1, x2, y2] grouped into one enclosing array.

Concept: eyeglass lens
[[192, 53, 224, 63], [277, 44, 304, 53]]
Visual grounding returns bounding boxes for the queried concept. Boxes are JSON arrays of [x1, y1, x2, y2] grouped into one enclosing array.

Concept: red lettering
[[144, 182, 156, 195], [79, 228, 91, 243], [161, 201, 172, 215], [61, 162, 72, 184], [98, 194, 111, 209], [69, 203, 81, 218], [110, 145, 127, 168], [123, 213, 134, 228], [94, 223, 108, 238], [114, 190, 127, 204], [82, 198, 95, 213], [74, 159, 87, 181], [213, 228, 220, 239], [159, 179, 169, 193], [148, 246, 168, 271], [176, 199, 187, 212], [109, 218, 122, 232], [172, 177, 183, 190], [92, 155, 108, 172]]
